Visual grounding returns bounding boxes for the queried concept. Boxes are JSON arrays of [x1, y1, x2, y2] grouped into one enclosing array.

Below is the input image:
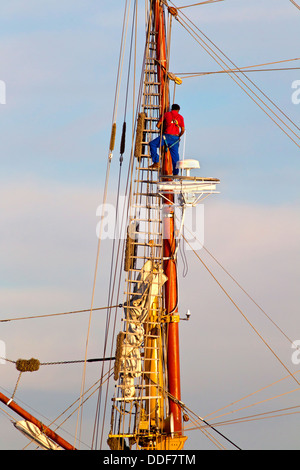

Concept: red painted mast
[[0, 391, 76, 450], [153, 0, 183, 436]]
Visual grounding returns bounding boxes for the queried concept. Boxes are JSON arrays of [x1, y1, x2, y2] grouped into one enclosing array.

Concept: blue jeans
[[149, 134, 180, 175]]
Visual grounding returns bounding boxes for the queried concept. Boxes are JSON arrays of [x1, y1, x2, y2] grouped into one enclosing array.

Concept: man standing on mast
[[149, 104, 185, 175]]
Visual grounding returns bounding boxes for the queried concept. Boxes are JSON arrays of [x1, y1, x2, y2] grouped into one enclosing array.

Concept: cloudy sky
[[0, 0, 299, 451]]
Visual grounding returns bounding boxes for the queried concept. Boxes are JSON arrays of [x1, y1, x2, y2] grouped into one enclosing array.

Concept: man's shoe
[[149, 162, 159, 170]]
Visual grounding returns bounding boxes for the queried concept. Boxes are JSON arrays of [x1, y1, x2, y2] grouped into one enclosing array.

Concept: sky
[[0, 0, 299, 452]]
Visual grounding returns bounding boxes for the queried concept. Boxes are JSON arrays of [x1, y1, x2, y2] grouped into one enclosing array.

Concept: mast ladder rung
[[125, 267, 151, 273], [131, 217, 161, 222], [131, 204, 160, 209], [143, 93, 160, 97], [122, 317, 162, 325], [142, 105, 161, 109], [143, 346, 163, 351], [133, 242, 161, 248], [134, 190, 158, 195], [130, 384, 162, 390], [126, 278, 159, 284], [123, 289, 163, 297], [133, 232, 162, 238], [129, 255, 162, 261], [112, 396, 162, 402], [116, 383, 161, 391], [134, 179, 160, 184]]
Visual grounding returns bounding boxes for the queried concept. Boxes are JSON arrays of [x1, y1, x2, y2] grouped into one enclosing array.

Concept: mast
[[154, 0, 183, 437], [107, 0, 187, 450]]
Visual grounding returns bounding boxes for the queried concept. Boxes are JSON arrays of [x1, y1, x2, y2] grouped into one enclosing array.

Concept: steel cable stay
[[168, 1, 300, 148]]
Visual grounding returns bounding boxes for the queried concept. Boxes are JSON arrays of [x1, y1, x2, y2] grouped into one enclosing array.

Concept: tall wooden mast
[[107, 0, 186, 450], [153, 0, 183, 438]]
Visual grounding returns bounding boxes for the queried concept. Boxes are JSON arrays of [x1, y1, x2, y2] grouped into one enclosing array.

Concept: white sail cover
[[118, 261, 167, 399], [14, 420, 63, 450]]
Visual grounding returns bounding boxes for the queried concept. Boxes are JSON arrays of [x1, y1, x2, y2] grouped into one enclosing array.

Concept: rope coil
[[15, 358, 40, 372]]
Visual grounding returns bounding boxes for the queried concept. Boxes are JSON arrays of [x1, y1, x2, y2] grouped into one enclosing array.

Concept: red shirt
[[159, 110, 185, 136]]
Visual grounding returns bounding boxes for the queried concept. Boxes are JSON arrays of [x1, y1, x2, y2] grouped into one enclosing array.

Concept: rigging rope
[[203, 405, 300, 430], [204, 368, 300, 421], [151, 377, 242, 449], [169, 1, 300, 148], [182, 234, 300, 387], [289, 0, 300, 10], [186, 405, 300, 433], [174, 213, 299, 355], [177, 57, 300, 79], [0, 305, 122, 323], [179, 66, 300, 77], [206, 385, 300, 424], [177, 0, 225, 8], [201, 244, 298, 348]]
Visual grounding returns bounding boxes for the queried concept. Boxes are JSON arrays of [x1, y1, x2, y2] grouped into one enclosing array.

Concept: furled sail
[[14, 420, 63, 450], [114, 260, 167, 399]]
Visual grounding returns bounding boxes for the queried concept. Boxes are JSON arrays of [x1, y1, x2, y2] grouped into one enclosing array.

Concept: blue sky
[[0, 0, 299, 451]]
